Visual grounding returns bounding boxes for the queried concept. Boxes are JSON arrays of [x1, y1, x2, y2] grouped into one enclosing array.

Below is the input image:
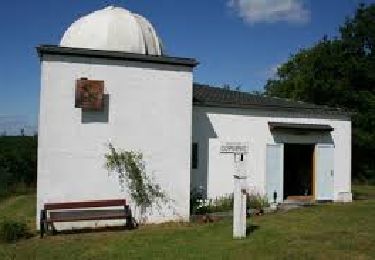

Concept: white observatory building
[[37, 6, 352, 229]]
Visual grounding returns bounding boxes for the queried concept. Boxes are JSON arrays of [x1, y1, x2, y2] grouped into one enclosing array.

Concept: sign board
[[220, 142, 249, 154]]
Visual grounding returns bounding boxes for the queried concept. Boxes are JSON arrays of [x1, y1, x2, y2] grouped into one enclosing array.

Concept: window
[[192, 143, 198, 169]]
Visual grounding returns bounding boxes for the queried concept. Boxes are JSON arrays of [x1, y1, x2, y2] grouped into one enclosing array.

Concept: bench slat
[[48, 209, 127, 222], [44, 199, 126, 210]]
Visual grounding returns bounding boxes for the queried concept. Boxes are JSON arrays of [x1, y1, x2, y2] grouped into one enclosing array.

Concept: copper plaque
[[75, 79, 104, 110]]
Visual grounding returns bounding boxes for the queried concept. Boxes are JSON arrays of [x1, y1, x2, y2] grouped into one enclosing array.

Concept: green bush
[[0, 219, 29, 243], [190, 188, 204, 214], [210, 194, 233, 212], [247, 193, 269, 211], [0, 136, 37, 199], [190, 192, 233, 215]]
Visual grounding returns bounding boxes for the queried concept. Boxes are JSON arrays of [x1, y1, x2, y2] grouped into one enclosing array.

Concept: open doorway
[[283, 144, 315, 201]]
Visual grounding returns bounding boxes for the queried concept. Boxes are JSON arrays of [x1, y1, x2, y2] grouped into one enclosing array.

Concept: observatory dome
[[60, 6, 163, 55]]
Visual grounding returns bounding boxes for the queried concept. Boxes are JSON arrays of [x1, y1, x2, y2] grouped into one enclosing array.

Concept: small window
[[192, 143, 198, 169]]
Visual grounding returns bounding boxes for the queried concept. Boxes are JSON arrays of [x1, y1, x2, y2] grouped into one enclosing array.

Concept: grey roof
[[37, 45, 198, 67], [193, 83, 349, 116]]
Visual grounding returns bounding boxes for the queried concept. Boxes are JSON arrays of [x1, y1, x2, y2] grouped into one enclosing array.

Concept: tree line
[[0, 136, 37, 199], [265, 4, 375, 182]]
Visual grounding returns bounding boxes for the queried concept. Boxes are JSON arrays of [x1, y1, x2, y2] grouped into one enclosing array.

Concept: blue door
[[266, 144, 284, 203], [315, 144, 334, 201]]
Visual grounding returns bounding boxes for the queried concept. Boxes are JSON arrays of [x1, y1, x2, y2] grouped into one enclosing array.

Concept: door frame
[[267, 142, 334, 202], [283, 142, 316, 201]]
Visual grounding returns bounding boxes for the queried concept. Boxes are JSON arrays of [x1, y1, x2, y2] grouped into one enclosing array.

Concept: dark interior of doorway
[[283, 144, 314, 200]]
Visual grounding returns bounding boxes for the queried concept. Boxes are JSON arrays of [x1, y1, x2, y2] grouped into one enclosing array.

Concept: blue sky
[[0, 0, 374, 134]]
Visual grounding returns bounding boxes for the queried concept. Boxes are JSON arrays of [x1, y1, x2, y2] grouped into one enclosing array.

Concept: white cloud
[[228, 0, 310, 24]]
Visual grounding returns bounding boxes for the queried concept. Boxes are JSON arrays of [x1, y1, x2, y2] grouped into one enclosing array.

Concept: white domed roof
[[60, 6, 163, 55]]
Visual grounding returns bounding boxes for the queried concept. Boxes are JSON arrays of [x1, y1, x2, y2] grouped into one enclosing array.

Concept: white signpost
[[220, 142, 248, 239]]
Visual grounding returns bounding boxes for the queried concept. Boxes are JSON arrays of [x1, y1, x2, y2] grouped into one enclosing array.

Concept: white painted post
[[241, 188, 247, 237], [233, 174, 247, 239], [233, 152, 247, 239], [219, 143, 248, 239], [233, 174, 241, 238]]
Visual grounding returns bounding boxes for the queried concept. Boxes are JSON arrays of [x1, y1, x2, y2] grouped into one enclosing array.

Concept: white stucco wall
[[37, 54, 193, 228], [192, 106, 352, 202]]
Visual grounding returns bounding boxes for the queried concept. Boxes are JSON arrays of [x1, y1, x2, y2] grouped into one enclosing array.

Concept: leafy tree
[[0, 136, 37, 198], [265, 4, 375, 181]]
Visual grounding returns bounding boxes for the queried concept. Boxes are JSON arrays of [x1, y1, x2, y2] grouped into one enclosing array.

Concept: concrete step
[[278, 200, 315, 211]]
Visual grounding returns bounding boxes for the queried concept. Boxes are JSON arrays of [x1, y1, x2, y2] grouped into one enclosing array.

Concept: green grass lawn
[[1, 187, 375, 260], [353, 185, 375, 200]]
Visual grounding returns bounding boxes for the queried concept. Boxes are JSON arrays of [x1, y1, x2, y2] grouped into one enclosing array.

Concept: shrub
[[190, 192, 233, 215], [0, 219, 29, 243], [211, 194, 233, 212], [195, 199, 212, 215], [0, 136, 37, 199], [190, 188, 204, 214], [247, 193, 269, 211], [105, 143, 167, 223]]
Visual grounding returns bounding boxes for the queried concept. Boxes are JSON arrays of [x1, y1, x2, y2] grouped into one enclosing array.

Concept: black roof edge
[[37, 45, 199, 68], [193, 83, 353, 117], [268, 122, 334, 131], [193, 101, 352, 117]]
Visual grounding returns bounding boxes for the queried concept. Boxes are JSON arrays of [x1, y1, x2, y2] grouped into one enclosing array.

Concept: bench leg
[[125, 205, 136, 229], [50, 223, 57, 235], [40, 210, 46, 238]]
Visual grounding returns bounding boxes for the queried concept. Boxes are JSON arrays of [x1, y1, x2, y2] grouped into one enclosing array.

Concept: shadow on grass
[[246, 224, 259, 236], [43, 225, 137, 238]]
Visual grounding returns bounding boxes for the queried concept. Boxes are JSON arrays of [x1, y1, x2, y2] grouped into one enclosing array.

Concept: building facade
[[37, 6, 352, 229], [191, 85, 351, 203]]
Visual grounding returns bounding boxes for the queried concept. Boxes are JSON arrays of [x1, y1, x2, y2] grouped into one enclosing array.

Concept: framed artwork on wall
[[75, 78, 104, 111]]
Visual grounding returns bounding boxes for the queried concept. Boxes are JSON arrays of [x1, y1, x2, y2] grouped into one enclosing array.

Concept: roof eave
[[37, 45, 199, 68], [193, 101, 352, 117], [268, 122, 334, 132]]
